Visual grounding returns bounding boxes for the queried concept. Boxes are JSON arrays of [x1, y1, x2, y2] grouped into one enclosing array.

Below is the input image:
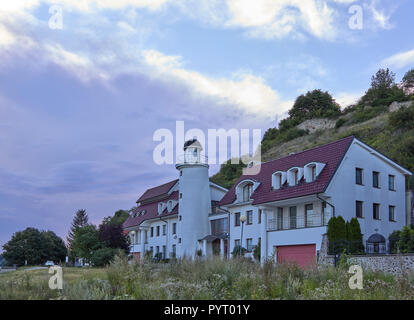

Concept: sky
[[1, 0, 414, 252]]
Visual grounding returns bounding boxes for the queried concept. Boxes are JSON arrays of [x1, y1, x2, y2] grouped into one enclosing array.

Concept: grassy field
[[1, 255, 414, 300]]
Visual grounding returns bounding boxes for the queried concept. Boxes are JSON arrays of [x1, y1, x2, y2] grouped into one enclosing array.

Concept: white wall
[[326, 141, 408, 245]]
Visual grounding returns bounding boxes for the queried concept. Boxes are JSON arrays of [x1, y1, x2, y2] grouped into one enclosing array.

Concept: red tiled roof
[[219, 136, 354, 206], [137, 179, 178, 203], [123, 190, 179, 228]]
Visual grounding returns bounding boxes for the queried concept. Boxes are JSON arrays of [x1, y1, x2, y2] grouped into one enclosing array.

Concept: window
[[178, 238, 182, 244], [246, 239, 253, 252], [156, 226, 160, 236], [373, 171, 380, 188], [389, 205, 395, 221], [311, 165, 317, 182], [234, 212, 241, 227], [180, 170, 182, 176], [305, 204, 313, 227], [356, 201, 363, 218], [289, 206, 297, 229], [150, 227, 154, 237], [389, 175, 395, 191], [162, 224, 166, 236], [293, 169, 298, 185], [277, 207, 283, 230], [246, 210, 253, 225], [150, 246, 153, 253], [162, 245, 166, 259], [234, 239, 240, 248], [179, 215, 182, 221], [172, 244, 176, 256], [373, 203, 380, 220], [211, 218, 228, 235], [243, 183, 253, 202], [258, 209, 262, 224], [356, 168, 363, 185], [180, 193, 182, 199], [172, 223, 177, 235], [156, 246, 159, 254]]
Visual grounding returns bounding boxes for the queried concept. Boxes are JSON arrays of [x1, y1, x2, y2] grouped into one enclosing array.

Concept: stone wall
[[297, 118, 336, 134], [348, 254, 414, 275]]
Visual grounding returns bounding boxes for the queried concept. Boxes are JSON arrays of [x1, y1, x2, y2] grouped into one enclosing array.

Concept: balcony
[[267, 212, 332, 231]]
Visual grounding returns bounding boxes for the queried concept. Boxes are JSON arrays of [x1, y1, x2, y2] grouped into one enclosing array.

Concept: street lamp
[[239, 214, 247, 256]]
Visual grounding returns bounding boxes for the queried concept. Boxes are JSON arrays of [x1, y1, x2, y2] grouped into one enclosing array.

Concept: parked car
[[45, 261, 54, 266]]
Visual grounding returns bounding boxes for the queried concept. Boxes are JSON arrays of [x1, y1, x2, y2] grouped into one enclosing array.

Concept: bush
[[388, 103, 414, 131], [90, 247, 119, 267], [335, 118, 346, 128], [388, 230, 401, 253], [231, 245, 247, 257], [397, 226, 414, 253], [253, 243, 261, 262]]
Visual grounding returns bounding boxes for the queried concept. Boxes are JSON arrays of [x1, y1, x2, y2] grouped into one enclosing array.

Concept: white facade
[[125, 137, 411, 264]]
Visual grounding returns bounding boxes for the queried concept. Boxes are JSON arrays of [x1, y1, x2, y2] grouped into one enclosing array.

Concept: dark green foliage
[[101, 210, 130, 226], [402, 69, 414, 91], [210, 158, 247, 190], [397, 226, 414, 253], [370, 68, 396, 99], [2, 228, 67, 266], [67, 209, 89, 252], [261, 127, 308, 153], [253, 242, 261, 261], [388, 103, 414, 131], [347, 218, 365, 254], [327, 216, 347, 254], [288, 89, 341, 124], [0, 255, 5, 266], [335, 118, 346, 128], [388, 230, 401, 254], [71, 225, 102, 263], [90, 247, 120, 267], [327, 216, 363, 255], [231, 245, 247, 257]]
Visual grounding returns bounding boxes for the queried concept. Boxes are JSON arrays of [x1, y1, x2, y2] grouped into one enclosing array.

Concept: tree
[[101, 210, 130, 226], [388, 230, 401, 253], [287, 89, 341, 126], [71, 225, 102, 263], [402, 69, 414, 92], [347, 218, 364, 254], [370, 68, 395, 96], [67, 209, 89, 252], [41, 231, 67, 263], [2, 228, 67, 266], [98, 223, 129, 252], [327, 216, 347, 254], [90, 247, 119, 267], [397, 226, 414, 253]]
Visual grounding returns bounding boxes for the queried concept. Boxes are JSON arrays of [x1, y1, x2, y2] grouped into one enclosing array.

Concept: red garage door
[[277, 244, 316, 268]]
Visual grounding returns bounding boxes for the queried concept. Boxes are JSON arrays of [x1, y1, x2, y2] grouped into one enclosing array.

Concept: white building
[[123, 136, 412, 266]]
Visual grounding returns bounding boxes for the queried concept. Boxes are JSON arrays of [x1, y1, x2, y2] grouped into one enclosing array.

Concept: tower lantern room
[[183, 138, 203, 164]]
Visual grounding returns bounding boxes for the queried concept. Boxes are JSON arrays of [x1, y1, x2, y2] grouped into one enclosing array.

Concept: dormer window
[[304, 162, 325, 183], [272, 171, 286, 190], [167, 200, 175, 213], [243, 183, 253, 202], [287, 167, 304, 186], [158, 203, 165, 215]]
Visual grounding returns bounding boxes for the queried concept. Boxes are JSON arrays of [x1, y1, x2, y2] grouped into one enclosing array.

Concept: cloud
[[335, 91, 362, 107], [381, 49, 414, 70], [366, 0, 395, 30], [142, 49, 291, 118]]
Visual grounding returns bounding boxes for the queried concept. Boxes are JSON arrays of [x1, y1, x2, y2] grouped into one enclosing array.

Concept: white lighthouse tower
[[176, 139, 211, 258]]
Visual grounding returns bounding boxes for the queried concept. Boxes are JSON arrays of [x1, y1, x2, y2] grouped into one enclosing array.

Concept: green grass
[[1, 256, 414, 300]]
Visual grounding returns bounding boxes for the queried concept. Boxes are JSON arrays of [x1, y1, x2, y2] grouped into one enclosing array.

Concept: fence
[[268, 212, 332, 231]]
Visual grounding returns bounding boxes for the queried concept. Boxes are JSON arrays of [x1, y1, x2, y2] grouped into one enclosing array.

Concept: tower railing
[[176, 154, 209, 165]]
